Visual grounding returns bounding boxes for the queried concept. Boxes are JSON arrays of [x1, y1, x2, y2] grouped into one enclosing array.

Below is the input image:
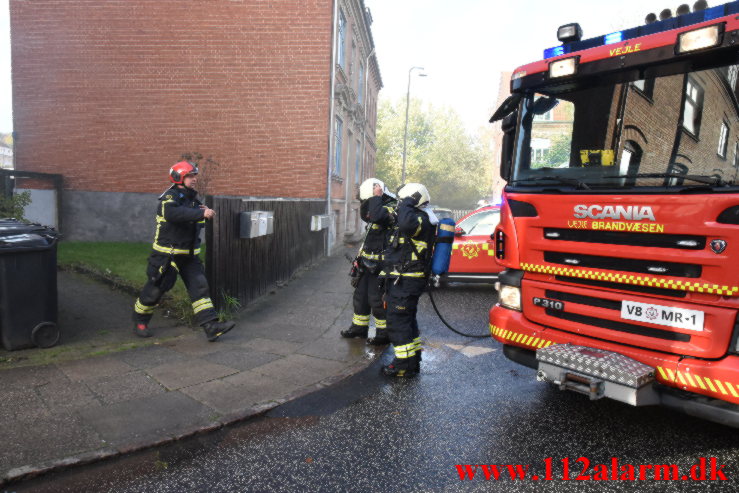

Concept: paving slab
[[145, 360, 239, 390], [200, 347, 281, 372], [180, 373, 294, 416], [249, 354, 350, 388], [240, 337, 304, 356], [0, 412, 103, 476], [113, 344, 189, 369], [77, 392, 215, 449], [57, 355, 136, 382], [85, 371, 166, 406]]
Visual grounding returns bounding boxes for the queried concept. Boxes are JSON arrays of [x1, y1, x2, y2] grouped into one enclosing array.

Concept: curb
[[0, 349, 384, 487]]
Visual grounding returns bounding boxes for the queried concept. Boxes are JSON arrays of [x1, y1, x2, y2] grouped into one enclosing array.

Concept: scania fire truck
[[490, 1, 739, 426]]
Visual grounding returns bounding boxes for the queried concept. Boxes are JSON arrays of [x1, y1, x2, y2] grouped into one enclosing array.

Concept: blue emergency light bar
[[543, 0, 739, 58]]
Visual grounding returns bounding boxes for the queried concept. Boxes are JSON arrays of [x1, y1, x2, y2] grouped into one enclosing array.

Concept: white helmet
[[397, 183, 430, 207], [359, 178, 386, 200]]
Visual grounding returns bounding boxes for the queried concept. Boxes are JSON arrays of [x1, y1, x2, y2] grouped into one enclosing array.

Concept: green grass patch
[[58, 241, 152, 287], [57, 242, 207, 322]]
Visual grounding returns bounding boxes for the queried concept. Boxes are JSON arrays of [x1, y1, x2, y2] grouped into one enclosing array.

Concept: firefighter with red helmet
[[380, 183, 437, 377], [341, 178, 396, 344], [132, 161, 235, 341]]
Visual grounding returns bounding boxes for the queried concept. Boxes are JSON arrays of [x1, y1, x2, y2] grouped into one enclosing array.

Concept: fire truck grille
[[543, 228, 706, 250], [544, 251, 702, 278], [554, 276, 687, 298], [545, 290, 621, 310], [545, 308, 691, 342]]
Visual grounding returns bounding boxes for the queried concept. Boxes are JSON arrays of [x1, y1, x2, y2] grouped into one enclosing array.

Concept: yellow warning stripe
[[656, 366, 739, 401], [521, 262, 739, 297], [489, 324, 554, 349]]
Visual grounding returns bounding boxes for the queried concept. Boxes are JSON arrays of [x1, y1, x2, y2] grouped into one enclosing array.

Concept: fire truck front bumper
[[490, 305, 739, 428]]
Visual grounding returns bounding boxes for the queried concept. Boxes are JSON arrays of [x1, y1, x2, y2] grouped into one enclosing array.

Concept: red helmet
[[169, 161, 198, 184]]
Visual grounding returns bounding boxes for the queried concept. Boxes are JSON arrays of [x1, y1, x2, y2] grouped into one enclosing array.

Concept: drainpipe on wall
[[325, 0, 339, 256], [360, 47, 375, 189]]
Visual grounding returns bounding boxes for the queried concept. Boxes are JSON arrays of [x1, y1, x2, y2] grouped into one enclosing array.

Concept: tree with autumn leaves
[[375, 98, 493, 209]]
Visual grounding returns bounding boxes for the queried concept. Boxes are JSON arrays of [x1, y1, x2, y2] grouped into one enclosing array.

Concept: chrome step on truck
[[536, 344, 659, 406]]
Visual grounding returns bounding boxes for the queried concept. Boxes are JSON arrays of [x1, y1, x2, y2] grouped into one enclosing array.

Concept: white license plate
[[621, 300, 704, 332]]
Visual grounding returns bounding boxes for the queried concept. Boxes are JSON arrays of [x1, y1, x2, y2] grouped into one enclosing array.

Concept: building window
[[682, 77, 703, 136], [338, 11, 346, 69], [533, 110, 553, 122], [718, 121, 729, 158], [334, 117, 343, 176], [349, 40, 356, 75], [734, 141, 739, 168], [632, 78, 655, 98], [358, 63, 364, 102], [355, 139, 362, 183], [728, 65, 739, 90]]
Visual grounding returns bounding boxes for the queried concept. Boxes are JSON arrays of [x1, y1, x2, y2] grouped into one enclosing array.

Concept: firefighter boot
[[367, 329, 390, 345], [340, 324, 368, 338], [203, 320, 235, 342], [133, 322, 152, 338], [382, 359, 419, 378]]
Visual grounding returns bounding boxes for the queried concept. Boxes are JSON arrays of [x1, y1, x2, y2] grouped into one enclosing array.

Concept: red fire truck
[[490, 1, 739, 426]]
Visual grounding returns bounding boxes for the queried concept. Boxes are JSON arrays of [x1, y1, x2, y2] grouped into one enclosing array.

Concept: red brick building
[[10, 0, 381, 252]]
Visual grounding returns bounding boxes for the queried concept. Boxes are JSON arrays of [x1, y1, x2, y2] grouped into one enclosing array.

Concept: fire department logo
[[710, 239, 727, 254], [645, 307, 658, 321], [460, 241, 481, 259]]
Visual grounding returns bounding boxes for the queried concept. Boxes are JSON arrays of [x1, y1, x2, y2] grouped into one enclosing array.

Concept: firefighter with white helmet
[[341, 178, 396, 344], [380, 182, 438, 377], [132, 161, 235, 342]]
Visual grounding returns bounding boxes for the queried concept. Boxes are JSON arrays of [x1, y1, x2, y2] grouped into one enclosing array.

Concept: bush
[[0, 190, 31, 221]]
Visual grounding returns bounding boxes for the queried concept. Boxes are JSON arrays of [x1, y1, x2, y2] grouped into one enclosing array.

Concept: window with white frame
[[533, 110, 553, 121], [349, 40, 355, 74], [334, 117, 343, 176], [355, 139, 361, 183], [358, 63, 364, 102], [338, 11, 346, 69], [718, 121, 729, 158], [728, 64, 739, 90], [682, 78, 703, 136]]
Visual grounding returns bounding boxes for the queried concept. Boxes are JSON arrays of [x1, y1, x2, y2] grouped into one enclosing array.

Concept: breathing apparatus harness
[[405, 214, 490, 339]]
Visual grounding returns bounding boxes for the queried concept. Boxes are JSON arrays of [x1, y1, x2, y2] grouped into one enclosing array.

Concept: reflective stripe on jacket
[[152, 185, 205, 255]]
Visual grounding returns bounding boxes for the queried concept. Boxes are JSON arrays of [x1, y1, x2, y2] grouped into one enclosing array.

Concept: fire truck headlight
[[549, 57, 578, 78], [498, 285, 522, 311], [677, 25, 721, 53]]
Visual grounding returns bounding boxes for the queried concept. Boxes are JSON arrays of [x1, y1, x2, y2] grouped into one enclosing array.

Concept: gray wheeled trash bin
[[0, 219, 59, 350]]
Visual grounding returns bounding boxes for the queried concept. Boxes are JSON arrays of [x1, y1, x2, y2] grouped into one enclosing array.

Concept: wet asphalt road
[[15, 284, 739, 492]]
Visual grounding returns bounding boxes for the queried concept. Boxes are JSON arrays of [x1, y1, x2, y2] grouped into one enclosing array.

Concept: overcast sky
[[0, 0, 716, 133], [365, 0, 708, 132]]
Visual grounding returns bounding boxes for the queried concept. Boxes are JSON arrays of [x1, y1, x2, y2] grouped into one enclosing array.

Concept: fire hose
[[426, 277, 490, 339]]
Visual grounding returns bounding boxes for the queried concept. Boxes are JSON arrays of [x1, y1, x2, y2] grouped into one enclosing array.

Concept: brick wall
[[10, 0, 333, 198]]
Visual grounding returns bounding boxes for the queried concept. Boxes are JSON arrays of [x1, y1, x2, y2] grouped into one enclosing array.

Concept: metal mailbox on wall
[[310, 214, 330, 232], [239, 211, 274, 239]]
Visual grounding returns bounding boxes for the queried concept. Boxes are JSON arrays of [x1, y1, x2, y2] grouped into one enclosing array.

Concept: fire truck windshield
[[511, 61, 739, 191]]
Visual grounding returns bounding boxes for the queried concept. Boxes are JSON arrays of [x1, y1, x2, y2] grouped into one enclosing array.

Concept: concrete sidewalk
[[0, 247, 381, 486]]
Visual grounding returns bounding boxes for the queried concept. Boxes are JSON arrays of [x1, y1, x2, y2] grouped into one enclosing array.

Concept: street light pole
[[402, 66, 426, 185]]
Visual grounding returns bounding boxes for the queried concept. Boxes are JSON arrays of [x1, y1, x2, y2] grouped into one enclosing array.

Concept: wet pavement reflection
[[16, 284, 739, 492]]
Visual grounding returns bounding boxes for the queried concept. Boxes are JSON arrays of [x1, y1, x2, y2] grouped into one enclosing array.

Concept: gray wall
[[61, 190, 158, 242]]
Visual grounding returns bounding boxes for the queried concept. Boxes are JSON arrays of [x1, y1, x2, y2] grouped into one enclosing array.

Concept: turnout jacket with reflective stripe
[[361, 195, 396, 258], [151, 185, 205, 255], [381, 197, 436, 278]]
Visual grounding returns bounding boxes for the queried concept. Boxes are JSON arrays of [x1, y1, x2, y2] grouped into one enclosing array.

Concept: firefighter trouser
[[351, 270, 386, 331], [133, 253, 217, 326], [385, 276, 425, 369]]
